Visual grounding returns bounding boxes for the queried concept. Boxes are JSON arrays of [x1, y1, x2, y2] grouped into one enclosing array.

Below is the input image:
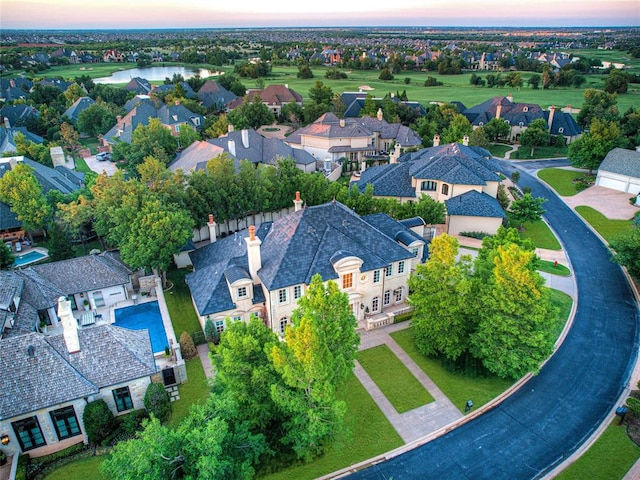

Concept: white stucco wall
[[447, 215, 503, 236]]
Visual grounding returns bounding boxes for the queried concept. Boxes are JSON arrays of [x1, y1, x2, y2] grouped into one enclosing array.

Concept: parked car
[[96, 152, 111, 161]]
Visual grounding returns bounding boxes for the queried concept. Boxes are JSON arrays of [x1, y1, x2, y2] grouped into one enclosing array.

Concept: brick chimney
[[245, 226, 262, 283], [433, 134, 440, 147], [174, 99, 180, 106], [496, 103, 502, 120], [462, 135, 469, 146], [506, 93, 513, 103], [548, 105, 555, 133], [228, 124, 234, 133], [376, 108, 383, 121], [293, 191, 303, 212], [228, 139, 236, 157], [116, 115, 122, 123], [207, 214, 217, 243], [57, 296, 80, 354], [3, 117, 9, 129], [241, 129, 249, 149], [339, 118, 345, 128], [389, 143, 402, 164]]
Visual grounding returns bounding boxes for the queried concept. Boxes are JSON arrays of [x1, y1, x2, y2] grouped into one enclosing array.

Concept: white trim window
[[279, 317, 289, 335], [383, 290, 391, 306], [398, 261, 405, 274], [385, 265, 393, 278], [395, 287, 404, 303], [215, 319, 225, 333], [293, 285, 302, 300], [373, 269, 381, 284], [278, 288, 288, 304], [237, 286, 247, 298], [371, 296, 380, 313]]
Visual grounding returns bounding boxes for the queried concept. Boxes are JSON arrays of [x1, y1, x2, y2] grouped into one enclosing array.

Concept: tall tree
[[269, 274, 359, 460], [569, 118, 620, 173], [470, 244, 557, 379], [0, 163, 52, 235], [508, 193, 546, 229], [484, 118, 511, 142], [441, 113, 473, 144], [77, 103, 116, 136], [576, 89, 619, 128], [0, 243, 15, 270], [409, 234, 474, 360], [518, 118, 550, 156], [59, 122, 81, 159]]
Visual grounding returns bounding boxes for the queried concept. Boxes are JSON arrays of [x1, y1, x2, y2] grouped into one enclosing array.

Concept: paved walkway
[[356, 322, 463, 443], [197, 343, 214, 379]]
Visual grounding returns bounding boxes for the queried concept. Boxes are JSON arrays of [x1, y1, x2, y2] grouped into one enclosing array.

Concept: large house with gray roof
[[0, 296, 156, 459], [187, 199, 426, 334], [197, 80, 237, 112], [285, 111, 422, 164], [102, 98, 205, 146], [596, 147, 640, 198], [461, 95, 582, 144], [227, 84, 303, 117], [354, 141, 506, 235], [63, 96, 95, 124]]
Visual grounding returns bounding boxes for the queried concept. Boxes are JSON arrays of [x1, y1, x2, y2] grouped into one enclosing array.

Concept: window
[[558, 127, 564, 133], [371, 296, 380, 313], [421, 180, 437, 191], [373, 270, 381, 284], [441, 184, 449, 195], [523, 106, 529, 112], [411, 247, 419, 257], [215, 319, 225, 333], [232, 315, 242, 322], [342, 273, 353, 289], [398, 261, 405, 274], [278, 289, 288, 304], [385, 265, 393, 277], [50, 406, 81, 440], [250, 311, 260, 320], [479, 121, 484, 126], [395, 287, 404, 303], [293, 285, 302, 300], [279, 317, 289, 335], [383, 290, 391, 306], [175, 124, 181, 132], [237, 286, 247, 298], [12, 417, 46, 451], [113, 387, 133, 412]]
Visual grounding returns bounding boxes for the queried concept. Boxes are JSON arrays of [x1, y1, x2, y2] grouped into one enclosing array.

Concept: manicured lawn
[[358, 344, 434, 413], [511, 144, 568, 160], [520, 220, 562, 250], [43, 455, 108, 480], [258, 372, 403, 480], [165, 267, 203, 337], [537, 168, 586, 197], [575, 206, 634, 245], [538, 259, 571, 276], [167, 357, 210, 428], [73, 156, 92, 174], [390, 328, 512, 411], [78, 137, 100, 154], [555, 421, 640, 480], [488, 144, 512, 158], [548, 289, 574, 340]]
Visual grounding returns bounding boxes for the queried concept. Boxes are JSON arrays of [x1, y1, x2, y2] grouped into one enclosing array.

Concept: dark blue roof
[[445, 190, 506, 218], [545, 110, 582, 137], [399, 216, 425, 228], [354, 163, 417, 199]]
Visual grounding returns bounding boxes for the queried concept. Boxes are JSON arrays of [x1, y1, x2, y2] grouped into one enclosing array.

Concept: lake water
[[93, 66, 218, 84]]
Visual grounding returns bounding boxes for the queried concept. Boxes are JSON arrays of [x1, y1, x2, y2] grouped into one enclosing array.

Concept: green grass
[[555, 420, 640, 480], [390, 328, 512, 411], [487, 144, 512, 158], [73, 156, 92, 174], [78, 137, 100, 154], [258, 372, 403, 480], [520, 220, 562, 250], [511, 144, 569, 160], [358, 344, 434, 413], [43, 455, 108, 480], [537, 168, 586, 197], [548, 289, 574, 340], [167, 358, 210, 428], [575, 206, 634, 244], [165, 267, 203, 337], [538, 259, 571, 276]]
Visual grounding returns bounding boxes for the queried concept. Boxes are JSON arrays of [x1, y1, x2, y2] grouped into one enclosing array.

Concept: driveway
[[347, 162, 639, 479], [83, 154, 118, 176]]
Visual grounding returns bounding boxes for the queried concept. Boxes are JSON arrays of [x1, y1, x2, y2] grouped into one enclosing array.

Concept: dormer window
[[559, 127, 564, 133], [342, 273, 353, 289], [237, 286, 247, 298], [192, 117, 201, 127], [479, 122, 484, 126], [523, 106, 529, 112], [172, 115, 178, 121], [519, 122, 524, 127], [505, 120, 510, 125]]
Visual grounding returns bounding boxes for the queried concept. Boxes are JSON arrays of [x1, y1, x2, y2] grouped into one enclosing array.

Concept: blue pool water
[[13, 250, 48, 267], [113, 301, 169, 354]]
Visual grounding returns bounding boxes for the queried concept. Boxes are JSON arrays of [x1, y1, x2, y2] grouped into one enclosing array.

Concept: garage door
[[597, 175, 627, 192]]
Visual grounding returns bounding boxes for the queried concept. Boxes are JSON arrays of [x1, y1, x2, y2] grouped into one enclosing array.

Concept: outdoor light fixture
[[1, 434, 9, 445]]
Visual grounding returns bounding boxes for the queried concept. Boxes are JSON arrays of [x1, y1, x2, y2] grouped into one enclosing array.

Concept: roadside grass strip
[[521, 219, 562, 250], [575, 206, 633, 244], [537, 168, 585, 197]]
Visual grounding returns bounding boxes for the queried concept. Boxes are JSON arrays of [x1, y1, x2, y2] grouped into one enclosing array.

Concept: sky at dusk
[[1, 0, 639, 29]]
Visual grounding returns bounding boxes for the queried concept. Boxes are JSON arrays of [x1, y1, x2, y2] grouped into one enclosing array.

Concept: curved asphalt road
[[349, 161, 639, 480]]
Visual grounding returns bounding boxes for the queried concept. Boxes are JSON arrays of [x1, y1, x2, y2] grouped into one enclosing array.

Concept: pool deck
[[44, 278, 178, 362], [12, 246, 49, 267]]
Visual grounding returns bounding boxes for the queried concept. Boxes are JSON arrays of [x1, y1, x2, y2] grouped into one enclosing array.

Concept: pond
[[93, 66, 218, 84]]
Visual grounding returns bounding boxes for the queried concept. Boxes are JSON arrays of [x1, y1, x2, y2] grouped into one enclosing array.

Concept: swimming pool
[[13, 250, 48, 267], [113, 301, 169, 354]]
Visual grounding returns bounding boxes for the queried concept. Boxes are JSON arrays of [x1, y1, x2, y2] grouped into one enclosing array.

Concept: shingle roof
[[197, 80, 237, 110], [0, 104, 39, 127], [63, 96, 95, 123], [21, 253, 132, 297], [168, 140, 226, 172], [599, 148, 640, 178], [227, 84, 303, 110], [445, 190, 506, 218], [0, 127, 44, 154], [0, 271, 23, 310], [0, 325, 156, 419], [462, 96, 545, 127], [20, 157, 82, 195], [188, 202, 418, 317], [545, 110, 582, 137]]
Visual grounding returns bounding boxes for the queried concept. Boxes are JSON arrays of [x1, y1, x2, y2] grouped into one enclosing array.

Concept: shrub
[[627, 397, 640, 414], [179, 331, 198, 360], [511, 171, 520, 183], [404, 77, 411, 84], [424, 76, 443, 87], [144, 382, 172, 424], [82, 399, 115, 445], [204, 318, 216, 343], [460, 231, 491, 240], [379, 68, 394, 81], [120, 409, 149, 435]]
